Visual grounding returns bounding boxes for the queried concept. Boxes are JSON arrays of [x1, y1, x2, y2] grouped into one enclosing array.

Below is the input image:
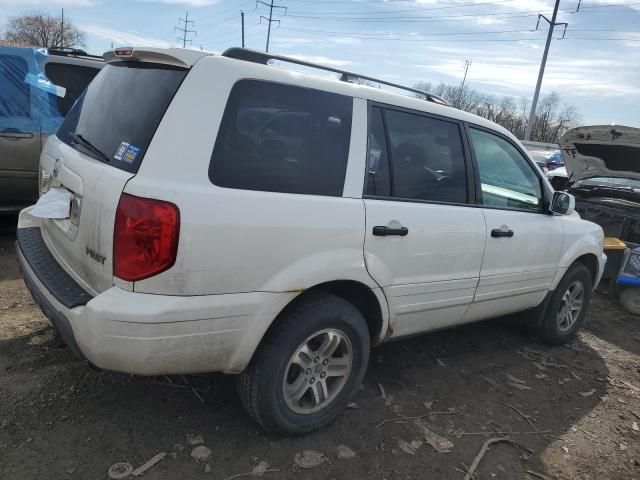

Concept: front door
[[363, 105, 486, 338], [463, 127, 564, 322]]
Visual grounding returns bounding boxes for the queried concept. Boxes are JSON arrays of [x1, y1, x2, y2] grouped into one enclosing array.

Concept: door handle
[[491, 228, 514, 238], [0, 130, 33, 139], [373, 226, 409, 237]]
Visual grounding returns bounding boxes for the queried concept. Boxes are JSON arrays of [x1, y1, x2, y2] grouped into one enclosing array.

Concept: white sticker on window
[[114, 142, 130, 161]]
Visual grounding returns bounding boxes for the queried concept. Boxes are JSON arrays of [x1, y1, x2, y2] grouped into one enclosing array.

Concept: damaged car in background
[[559, 125, 640, 314], [0, 46, 102, 213]]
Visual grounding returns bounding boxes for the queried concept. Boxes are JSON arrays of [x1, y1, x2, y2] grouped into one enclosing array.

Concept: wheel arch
[[551, 247, 603, 292], [238, 280, 389, 371], [573, 253, 600, 287], [305, 280, 389, 345], [277, 281, 389, 345]]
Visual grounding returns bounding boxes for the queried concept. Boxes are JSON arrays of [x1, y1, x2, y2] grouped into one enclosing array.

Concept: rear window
[[0, 54, 30, 118], [44, 62, 100, 115], [57, 62, 187, 173], [209, 80, 353, 196]]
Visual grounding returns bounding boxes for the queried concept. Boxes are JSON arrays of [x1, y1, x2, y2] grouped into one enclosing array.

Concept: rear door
[[0, 52, 41, 207], [39, 61, 188, 294], [463, 126, 563, 322], [363, 105, 486, 338]]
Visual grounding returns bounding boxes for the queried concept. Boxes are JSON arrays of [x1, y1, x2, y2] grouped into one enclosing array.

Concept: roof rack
[[222, 48, 449, 106]]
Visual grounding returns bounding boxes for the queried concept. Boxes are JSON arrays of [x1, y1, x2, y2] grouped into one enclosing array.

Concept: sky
[[1, 0, 639, 128]]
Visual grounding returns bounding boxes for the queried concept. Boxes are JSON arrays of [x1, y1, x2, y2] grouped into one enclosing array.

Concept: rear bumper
[[17, 224, 297, 375], [17, 244, 87, 360]]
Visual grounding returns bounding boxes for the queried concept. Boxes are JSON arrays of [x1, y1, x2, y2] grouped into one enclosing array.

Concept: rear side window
[[365, 106, 468, 204], [44, 62, 100, 115], [0, 54, 30, 118], [57, 62, 187, 173], [210, 80, 353, 196]]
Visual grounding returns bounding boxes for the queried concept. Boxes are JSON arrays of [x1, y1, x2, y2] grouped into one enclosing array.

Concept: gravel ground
[[1, 215, 639, 480]]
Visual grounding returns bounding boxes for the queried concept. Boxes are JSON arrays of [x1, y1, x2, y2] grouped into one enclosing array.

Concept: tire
[[237, 292, 370, 435], [619, 287, 640, 316], [540, 263, 593, 345]]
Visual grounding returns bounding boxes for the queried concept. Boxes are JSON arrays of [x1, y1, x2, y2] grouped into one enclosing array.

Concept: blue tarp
[[0, 46, 65, 135]]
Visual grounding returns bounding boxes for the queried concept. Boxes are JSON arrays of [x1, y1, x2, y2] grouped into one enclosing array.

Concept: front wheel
[[238, 292, 370, 435], [540, 263, 593, 345]]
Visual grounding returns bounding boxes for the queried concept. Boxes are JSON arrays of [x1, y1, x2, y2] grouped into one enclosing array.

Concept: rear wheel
[[238, 292, 370, 435], [540, 263, 592, 345]]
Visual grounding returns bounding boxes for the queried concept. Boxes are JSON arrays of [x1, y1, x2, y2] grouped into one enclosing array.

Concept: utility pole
[[457, 59, 472, 108], [60, 7, 64, 48], [524, 0, 568, 141], [175, 11, 196, 48], [257, 0, 287, 52], [241, 11, 245, 48]]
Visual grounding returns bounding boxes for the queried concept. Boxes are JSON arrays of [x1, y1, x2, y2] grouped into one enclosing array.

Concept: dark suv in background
[[0, 46, 103, 213]]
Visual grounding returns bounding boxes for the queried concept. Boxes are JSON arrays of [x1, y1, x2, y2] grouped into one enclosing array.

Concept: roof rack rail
[[222, 48, 449, 106]]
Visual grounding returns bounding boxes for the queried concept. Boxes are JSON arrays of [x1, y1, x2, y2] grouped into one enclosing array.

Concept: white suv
[[17, 47, 605, 435]]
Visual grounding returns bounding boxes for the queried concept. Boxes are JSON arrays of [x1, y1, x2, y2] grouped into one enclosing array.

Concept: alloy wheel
[[557, 280, 584, 332], [282, 328, 353, 414]]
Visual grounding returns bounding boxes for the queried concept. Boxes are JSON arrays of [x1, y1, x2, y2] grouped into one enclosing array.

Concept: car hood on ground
[[560, 125, 640, 182]]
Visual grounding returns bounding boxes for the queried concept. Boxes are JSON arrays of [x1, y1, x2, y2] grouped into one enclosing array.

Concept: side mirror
[[550, 191, 575, 215]]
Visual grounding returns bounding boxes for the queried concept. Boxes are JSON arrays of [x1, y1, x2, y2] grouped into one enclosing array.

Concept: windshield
[[576, 177, 640, 190], [57, 62, 187, 173]]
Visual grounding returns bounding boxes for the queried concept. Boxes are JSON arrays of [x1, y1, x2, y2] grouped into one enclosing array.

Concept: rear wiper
[[69, 133, 110, 164]]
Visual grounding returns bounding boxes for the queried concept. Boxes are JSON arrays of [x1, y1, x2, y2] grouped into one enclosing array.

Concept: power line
[[283, 10, 548, 22], [257, 0, 287, 52], [285, 0, 519, 15], [265, 25, 640, 42], [198, 23, 261, 43], [197, 0, 255, 24], [198, 12, 239, 29], [281, 2, 640, 22], [280, 26, 538, 37], [175, 11, 196, 48]]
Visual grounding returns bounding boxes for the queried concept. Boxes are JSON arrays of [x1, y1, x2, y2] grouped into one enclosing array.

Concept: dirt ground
[[1, 216, 639, 480]]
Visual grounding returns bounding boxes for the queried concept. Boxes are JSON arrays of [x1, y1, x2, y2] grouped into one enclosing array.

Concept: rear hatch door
[[39, 60, 188, 294]]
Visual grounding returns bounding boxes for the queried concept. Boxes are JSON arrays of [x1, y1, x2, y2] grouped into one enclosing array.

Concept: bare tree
[[4, 11, 85, 49], [414, 81, 580, 143]]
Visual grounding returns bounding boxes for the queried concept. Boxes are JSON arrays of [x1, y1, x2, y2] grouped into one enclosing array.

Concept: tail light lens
[[114, 194, 180, 281]]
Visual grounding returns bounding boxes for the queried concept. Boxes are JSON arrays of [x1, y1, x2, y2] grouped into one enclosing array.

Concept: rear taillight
[[114, 194, 180, 282]]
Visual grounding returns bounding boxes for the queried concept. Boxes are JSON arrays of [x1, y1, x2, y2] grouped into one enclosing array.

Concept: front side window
[[210, 80, 353, 196], [365, 106, 467, 204], [469, 128, 542, 211]]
